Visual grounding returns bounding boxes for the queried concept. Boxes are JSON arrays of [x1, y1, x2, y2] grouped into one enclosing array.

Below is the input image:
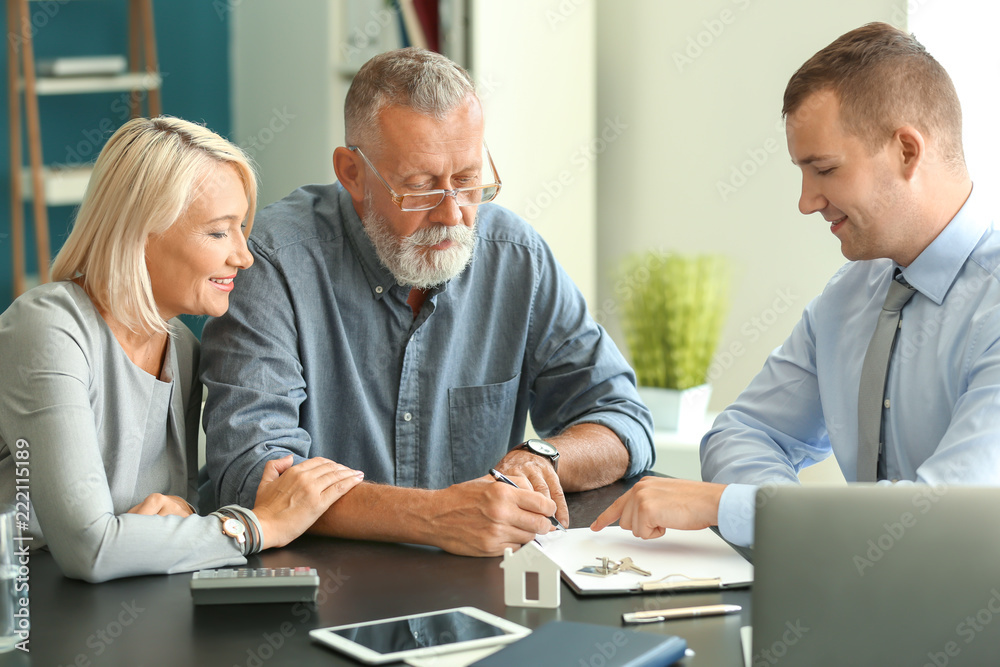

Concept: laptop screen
[[751, 486, 1000, 667]]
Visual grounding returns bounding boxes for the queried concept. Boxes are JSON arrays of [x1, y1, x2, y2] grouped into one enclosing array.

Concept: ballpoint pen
[[622, 604, 742, 624], [489, 468, 567, 531]]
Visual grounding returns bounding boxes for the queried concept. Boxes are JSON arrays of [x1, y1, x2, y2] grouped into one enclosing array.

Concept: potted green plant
[[616, 252, 730, 433]]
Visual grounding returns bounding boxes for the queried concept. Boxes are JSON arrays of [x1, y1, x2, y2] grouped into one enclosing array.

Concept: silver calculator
[[190, 566, 320, 605]]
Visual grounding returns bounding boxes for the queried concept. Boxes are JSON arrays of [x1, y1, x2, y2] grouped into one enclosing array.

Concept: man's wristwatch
[[516, 438, 559, 471]]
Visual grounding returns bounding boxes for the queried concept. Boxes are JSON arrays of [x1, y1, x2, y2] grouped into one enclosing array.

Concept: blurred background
[[2, 1, 997, 470]]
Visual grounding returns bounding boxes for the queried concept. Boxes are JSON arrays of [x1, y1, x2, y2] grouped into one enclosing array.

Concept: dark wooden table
[[6, 474, 751, 666]]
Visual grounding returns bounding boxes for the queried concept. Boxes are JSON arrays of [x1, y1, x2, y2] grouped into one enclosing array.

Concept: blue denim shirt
[[201, 182, 653, 507]]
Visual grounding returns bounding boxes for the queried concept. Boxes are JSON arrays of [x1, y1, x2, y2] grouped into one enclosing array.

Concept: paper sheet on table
[[534, 526, 753, 594]]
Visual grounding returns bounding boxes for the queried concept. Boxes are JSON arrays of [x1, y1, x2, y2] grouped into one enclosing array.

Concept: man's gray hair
[[345, 47, 477, 148]]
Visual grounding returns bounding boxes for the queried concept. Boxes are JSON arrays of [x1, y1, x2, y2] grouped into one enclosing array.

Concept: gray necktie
[[857, 272, 916, 482]]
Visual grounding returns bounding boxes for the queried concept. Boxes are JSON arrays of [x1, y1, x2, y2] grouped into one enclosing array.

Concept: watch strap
[[518, 439, 559, 470], [211, 508, 255, 556]]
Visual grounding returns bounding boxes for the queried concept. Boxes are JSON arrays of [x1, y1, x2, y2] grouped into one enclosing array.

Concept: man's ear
[[893, 126, 925, 181], [333, 146, 365, 204]]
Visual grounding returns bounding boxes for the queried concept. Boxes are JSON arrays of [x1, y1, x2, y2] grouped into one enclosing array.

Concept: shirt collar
[[899, 185, 989, 306], [338, 184, 400, 301]]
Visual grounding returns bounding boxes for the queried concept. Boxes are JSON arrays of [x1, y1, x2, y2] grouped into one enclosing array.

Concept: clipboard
[[534, 526, 753, 596]]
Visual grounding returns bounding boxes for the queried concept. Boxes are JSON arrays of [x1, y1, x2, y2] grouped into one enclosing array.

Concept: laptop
[[750, 486, 1000, 667]]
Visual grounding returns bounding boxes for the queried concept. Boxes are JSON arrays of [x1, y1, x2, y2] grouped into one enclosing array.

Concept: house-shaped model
[[500, 542, 561, 608]]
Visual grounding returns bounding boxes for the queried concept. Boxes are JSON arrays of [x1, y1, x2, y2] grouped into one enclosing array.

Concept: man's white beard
[[362, 191, 477, 289]]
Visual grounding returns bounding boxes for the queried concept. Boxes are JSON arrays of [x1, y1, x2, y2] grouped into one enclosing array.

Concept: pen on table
[[622, 604, 742, 624], [488, 467, 567, 531]]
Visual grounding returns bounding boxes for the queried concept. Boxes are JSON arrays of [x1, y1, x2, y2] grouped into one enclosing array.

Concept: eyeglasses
[[348, 144, 502, 211]]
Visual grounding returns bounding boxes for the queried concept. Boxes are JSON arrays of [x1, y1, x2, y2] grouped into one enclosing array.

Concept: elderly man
[[594, 22, 1000, 545], [201, 48, 653, 557]]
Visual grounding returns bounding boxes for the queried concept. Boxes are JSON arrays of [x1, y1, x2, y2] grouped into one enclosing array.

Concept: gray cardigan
[[0, 282, 244, 582]]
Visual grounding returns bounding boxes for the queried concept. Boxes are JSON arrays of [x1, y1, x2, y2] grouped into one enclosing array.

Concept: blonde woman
[[0, 117, 363, 582]]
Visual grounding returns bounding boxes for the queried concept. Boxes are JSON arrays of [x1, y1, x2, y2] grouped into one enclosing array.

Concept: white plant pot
[[637, 384, 712, 434]]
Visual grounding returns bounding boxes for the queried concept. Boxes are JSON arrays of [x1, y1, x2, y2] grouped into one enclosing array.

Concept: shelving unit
[[6, 0, 161, 298]]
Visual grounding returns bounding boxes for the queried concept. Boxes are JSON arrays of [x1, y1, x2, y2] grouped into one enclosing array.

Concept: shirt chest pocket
[[448, 374, 521, 483]]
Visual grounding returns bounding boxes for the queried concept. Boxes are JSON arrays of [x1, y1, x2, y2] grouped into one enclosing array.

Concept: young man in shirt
[[594, 22, 997, 546]]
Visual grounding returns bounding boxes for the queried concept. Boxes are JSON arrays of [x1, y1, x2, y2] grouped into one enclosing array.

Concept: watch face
[[528, 439, 557, 457], [223, 518, 244, 537]]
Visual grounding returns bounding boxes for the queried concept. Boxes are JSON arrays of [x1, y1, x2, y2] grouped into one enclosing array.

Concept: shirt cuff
[[565, 413, 654, 478], [717, 483, 758, 547]]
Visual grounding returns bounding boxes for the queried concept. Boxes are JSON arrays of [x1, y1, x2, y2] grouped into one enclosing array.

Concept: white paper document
[[534, 526, 753, 594]]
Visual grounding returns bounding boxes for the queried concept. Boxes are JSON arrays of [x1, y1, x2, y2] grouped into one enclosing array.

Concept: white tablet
[[309, 607, 531, 664]]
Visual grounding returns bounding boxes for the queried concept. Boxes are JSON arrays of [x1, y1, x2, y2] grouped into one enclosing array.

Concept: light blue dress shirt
[[200, 183, 653, 508], [704, 188, 1000, 546]]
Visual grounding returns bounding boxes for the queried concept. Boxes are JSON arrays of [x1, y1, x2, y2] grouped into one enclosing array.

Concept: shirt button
[[375, 286, 384, 294], [884, 399, 891, 409], [403, 412, 412, 422]]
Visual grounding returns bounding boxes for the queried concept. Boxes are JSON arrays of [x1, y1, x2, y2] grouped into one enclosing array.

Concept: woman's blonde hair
[[52, 116, 257, 336]]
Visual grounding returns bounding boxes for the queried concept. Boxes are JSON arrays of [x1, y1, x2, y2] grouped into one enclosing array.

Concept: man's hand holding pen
[[490, 468, 567, 532], [493, 446, 570, 529]]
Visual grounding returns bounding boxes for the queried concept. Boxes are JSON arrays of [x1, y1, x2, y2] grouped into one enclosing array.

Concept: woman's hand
[[253, 455, 364, 549], [127, 493, 195, 517]]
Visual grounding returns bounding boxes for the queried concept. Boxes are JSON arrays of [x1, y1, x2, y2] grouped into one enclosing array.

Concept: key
[[599, 556, 621, 575], [618, 557, 651, 577], [577, 556, 620, 577]]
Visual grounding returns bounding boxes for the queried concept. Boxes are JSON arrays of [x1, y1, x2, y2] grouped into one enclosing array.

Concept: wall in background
[[909, 1, 1000, 197], [595, 0, 902, 412], [0, 0, 231, 319], [469, 1, 597, 304]]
